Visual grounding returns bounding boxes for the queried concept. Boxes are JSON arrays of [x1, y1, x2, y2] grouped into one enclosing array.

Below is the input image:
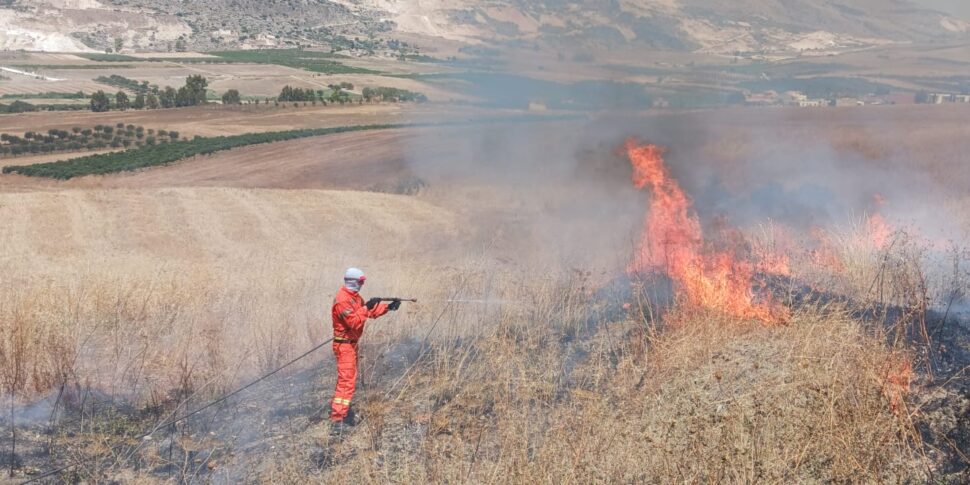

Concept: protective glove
[[365, 297, 381, 310], [388, 299, 401, 311]]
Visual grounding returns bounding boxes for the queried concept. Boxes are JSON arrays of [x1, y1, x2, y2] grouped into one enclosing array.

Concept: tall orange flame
[[625, 139, 784, 322], [865, 194, 893, 250]]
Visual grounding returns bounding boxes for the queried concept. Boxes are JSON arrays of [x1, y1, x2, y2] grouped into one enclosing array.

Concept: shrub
[[0, 101, 37, 113], [90, 91, 111, 112], [221, 89, 242, 105]]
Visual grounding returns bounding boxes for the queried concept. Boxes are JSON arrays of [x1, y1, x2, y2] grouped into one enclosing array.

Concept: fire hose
[[21, 296, 466, 483], [21, 338, 335, 484]]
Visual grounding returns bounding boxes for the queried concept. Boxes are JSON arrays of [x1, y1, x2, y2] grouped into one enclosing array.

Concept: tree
[[114, 37, 124, 53], [132, 92, 145, 109], [175, 86, 193, 107], [328, 87, 350, 104], [159, 86, 176, 108], [175, 36, 187, 52], [146, 92, 160, 109], [183, 75, 208, 106], [90, 91, 110, 112], [115, 91, 130, 110], [221, 89, 241, 105]]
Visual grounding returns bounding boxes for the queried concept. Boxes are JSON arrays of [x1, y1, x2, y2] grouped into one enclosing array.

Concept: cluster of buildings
[[924, 93, 970, 104], [743, 90, 919, 108], [743, 90, 835, 107]]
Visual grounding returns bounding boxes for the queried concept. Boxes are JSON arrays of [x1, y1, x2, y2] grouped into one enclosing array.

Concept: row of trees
[[277, 85, 318, 102], [0, 101, 37, 113], [3, 124, 399, 179], [95, 75, 150, 94], [276, 85, 353, 103], [274, 83, 429, 104], [82, 77, 425, 113], [89, 75, 209, 112], [361, 87, 428, 103], [0, 123, 180, 157]]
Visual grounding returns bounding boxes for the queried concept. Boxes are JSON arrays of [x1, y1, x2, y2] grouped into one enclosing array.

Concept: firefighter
[[328, 267, 400, 427]]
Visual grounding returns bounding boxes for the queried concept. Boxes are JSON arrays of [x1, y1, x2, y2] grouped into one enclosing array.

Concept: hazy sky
[[918, 0, 970, 18]]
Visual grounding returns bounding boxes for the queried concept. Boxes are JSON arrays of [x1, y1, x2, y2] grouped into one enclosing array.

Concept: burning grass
[[250, 292, 931, 483], [2, 123, 968, 481], [0, 263, 948, 482]]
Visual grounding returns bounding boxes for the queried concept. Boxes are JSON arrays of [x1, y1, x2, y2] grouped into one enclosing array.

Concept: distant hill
[[338, 0, 970, 54], [0, 0, 967, 54]]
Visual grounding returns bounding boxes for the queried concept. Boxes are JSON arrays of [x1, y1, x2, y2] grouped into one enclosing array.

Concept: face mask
[[344, 277, 364, 292]]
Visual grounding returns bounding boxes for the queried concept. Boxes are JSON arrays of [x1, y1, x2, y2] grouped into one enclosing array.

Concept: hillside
[[339, 0, 969, 54], [0, 0, 966, 56]]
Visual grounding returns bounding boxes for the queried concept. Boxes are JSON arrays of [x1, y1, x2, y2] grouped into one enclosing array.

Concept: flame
[[865, 194, 893, 250], [810, 227, 845, 273], [625, 139, 784, 322], [758, 252, 791, 276], [866, 213, 892, 250], [754, 223, 792, 276], [883, 356, 912, 414]]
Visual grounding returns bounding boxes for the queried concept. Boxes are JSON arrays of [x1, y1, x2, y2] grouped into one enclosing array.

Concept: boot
[[342, 408, 358, 426], [330, 420, 350, 437]]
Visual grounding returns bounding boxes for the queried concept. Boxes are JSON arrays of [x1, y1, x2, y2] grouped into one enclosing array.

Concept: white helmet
[[344, 267, 366, 291]]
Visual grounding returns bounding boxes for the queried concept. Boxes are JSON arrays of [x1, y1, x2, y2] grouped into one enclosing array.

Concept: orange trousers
[[330, 341, 358, 421]]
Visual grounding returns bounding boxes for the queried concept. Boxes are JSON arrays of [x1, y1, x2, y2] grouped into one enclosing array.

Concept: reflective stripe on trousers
[[330, 341, 358, 421]]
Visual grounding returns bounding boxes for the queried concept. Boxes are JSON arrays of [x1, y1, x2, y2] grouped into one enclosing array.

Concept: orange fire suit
[[330, 286, 388, 422]]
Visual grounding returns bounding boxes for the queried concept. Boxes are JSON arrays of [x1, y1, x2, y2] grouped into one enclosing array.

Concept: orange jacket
[[331, 286, 388, 342]]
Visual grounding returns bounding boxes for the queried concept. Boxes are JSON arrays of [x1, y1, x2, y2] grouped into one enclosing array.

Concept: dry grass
[[246, 283, 929, 484], [0, 236, 938, 483], [0, 188, 954, 483]]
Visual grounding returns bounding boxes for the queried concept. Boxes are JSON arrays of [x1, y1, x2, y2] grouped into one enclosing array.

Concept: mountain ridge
[[0, 0, 966, 55]]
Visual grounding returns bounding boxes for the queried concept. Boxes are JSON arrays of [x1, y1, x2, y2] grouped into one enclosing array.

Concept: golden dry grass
[[249, 293, 928, 484], [0, 184, 937, 483]]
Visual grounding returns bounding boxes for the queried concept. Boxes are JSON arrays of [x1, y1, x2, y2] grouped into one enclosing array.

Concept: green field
[[210, 49, 376, 74], [10, 64, 135, 70], [1, 92, 87, 100], [2, 124, 401, 179], [76, 53, 142, 62]]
